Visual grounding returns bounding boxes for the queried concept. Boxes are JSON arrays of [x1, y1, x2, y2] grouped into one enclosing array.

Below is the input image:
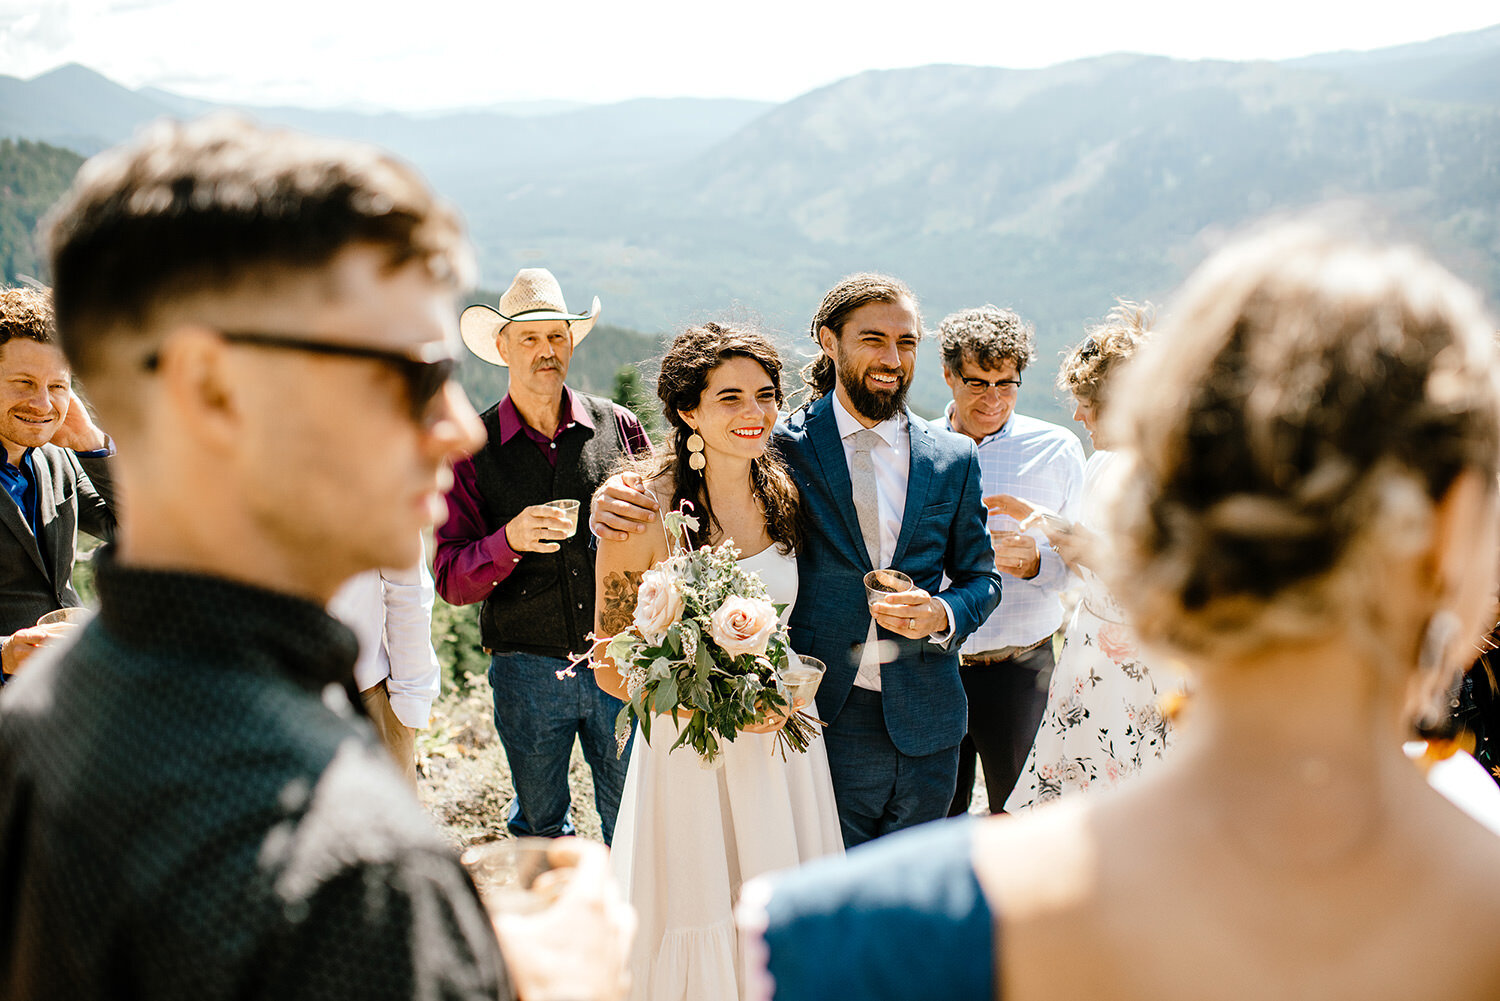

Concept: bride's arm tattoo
[[599, 569, 644, 635]]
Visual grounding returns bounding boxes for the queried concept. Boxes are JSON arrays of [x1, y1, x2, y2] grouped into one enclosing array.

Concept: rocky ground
[[416, 673, 990, 852], [417, 674, 605, 848]]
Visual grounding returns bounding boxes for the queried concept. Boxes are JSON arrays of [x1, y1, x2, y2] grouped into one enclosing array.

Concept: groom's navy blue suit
[[779, 394, 1001, 845]]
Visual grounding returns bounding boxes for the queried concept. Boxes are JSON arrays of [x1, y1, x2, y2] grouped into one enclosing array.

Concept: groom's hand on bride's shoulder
[[590, 471, 659, 541]]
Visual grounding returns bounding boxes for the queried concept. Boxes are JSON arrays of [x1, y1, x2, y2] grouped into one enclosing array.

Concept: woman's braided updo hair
[[647, 322, 801, 554], [1106, 226, 1500, 661]]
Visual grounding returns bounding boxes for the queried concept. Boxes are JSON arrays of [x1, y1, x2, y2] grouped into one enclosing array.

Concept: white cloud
[[2, 0, 1497, 109]]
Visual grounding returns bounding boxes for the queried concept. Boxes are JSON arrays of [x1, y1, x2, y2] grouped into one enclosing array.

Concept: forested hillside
[[5, 26, 1499, 425], [0, 139, 82, 284]]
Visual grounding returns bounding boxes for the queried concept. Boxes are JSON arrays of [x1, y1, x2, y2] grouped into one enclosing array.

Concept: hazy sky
[[3, 0, 1498, 111]]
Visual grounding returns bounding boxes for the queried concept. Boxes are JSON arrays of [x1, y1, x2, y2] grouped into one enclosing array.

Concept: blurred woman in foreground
[[745, 225, 1500, 1001]]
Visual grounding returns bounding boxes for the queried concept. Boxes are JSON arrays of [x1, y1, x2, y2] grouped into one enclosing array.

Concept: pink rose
[[708, 596, 779, 658], [633, 567, 684, 642], [1096, 622, 1137, 664]]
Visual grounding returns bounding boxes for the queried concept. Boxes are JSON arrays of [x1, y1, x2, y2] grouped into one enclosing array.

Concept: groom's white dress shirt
[[830, 394, 954, 692]]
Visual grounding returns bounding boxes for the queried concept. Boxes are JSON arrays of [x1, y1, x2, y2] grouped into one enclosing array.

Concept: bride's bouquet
[[593, 506, 821, 765]]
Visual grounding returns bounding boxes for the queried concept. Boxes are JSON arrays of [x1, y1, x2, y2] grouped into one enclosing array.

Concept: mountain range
[[3, 25, 1499, 423]]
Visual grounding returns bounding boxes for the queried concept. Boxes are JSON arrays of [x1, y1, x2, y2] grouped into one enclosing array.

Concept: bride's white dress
[[610, 545, 844, 1001]]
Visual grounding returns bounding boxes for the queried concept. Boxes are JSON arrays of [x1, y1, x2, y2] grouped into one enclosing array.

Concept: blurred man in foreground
[[0, 116, 631, 1001]]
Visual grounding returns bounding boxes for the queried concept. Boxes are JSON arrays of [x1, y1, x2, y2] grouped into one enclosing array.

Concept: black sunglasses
[[143, 330, 458, 421]]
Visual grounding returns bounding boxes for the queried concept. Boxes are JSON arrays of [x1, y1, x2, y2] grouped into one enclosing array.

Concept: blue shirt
[[943, 406, 1086, 651], [0, 449, 41, 540]]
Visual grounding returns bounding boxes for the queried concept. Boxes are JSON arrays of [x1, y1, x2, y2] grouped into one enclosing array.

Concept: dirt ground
[[416, 676, 989, 850], [417, 677, 606, 848]]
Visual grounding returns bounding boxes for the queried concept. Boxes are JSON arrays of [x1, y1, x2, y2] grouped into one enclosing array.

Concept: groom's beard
[[837, 355, 910, 424]]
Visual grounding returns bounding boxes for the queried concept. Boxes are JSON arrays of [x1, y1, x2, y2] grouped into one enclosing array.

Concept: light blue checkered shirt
[[943, 406, 1086, 654]]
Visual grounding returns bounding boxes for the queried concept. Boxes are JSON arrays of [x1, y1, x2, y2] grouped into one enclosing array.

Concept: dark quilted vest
[[471, 393, 627, 658]]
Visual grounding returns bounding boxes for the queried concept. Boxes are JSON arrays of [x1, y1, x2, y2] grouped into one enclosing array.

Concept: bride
[[591, 322, 844, 1001]]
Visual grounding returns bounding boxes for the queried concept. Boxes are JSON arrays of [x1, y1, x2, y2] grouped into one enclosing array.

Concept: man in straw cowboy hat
[[435, 268, 648, 845]]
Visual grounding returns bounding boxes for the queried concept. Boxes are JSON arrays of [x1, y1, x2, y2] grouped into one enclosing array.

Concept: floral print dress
[[1006, 451, 1175, 810]]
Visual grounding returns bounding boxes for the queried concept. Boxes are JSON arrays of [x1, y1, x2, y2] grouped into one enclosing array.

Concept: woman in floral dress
[[1005, 303, 1176, 810]]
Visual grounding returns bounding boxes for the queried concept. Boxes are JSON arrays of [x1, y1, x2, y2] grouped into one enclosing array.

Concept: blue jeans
[[487, 651, 634, 844]]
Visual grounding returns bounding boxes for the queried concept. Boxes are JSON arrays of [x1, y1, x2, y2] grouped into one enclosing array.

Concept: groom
[[594, 274, 999, 846]]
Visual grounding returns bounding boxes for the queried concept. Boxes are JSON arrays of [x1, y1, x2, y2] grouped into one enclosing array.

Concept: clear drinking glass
[[863, 568, 914, 608], [546, 499, 581, 539], [779, 653, 826, 706], [460, 837, 567, 915], [37, 606, 91, 627]]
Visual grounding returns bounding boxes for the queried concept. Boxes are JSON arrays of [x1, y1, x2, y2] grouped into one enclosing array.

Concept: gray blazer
[[0, 445, 116, 638]]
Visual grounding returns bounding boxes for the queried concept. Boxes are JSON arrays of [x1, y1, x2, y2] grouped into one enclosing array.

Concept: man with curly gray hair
[[937, 305, 1085, 816]]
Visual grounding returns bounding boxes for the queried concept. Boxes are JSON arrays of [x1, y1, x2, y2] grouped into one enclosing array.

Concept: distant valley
[[4, 25, 1499, 425]]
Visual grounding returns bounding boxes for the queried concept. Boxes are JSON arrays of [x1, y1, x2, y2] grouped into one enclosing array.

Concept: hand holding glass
[[545, 499, 581, 539], [37, 606, 91, 627], [461, 837, 566, 915], [779, 653, 826, 707], [478, 837, 635, 1001], [863, 569, 914, 607]]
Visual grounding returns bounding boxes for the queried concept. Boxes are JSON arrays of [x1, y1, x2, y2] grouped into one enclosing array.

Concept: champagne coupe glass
[[779, 653, 826, 708]]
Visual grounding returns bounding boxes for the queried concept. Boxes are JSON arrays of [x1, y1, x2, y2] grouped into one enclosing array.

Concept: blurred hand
[[983, 493, 1036, 524], [871, 587, 946, 638], [991, 530, 1041, 579], [491, 838, 635, 1001], [49, 390, 108, 452], [1, 622, 77, 677], [505, 505, 575, 554], [590, 471, 658, 541], [1048, 523, 1095, 570]]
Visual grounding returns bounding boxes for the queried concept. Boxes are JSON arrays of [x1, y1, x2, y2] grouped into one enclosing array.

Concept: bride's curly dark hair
[[643, 322, 802, 554]]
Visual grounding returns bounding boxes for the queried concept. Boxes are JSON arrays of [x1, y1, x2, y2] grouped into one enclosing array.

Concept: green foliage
[[72, 543, 99, 605], [611, 364, 664, 436], [0, 139, 84, 284], [429, 595, 489, 698]]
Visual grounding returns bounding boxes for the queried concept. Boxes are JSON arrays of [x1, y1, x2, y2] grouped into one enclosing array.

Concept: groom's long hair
[[801, 273, 920, 399], [641, 322, 803, 555]]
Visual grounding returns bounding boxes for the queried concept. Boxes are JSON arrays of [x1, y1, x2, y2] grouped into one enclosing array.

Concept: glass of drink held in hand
[[779, 653, 826, 707], [37, 606, 91, 627], [546, 499, 581, 539], [460, 837, 569, 915], [863, 568, 914, 608]]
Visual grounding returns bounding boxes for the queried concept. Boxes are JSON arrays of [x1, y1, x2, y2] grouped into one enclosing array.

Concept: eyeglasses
[[960, 376, 1022, 395], [143, 330, 459, 422]]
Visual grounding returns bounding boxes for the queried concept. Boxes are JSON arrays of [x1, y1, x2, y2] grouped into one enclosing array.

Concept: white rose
[[633, 567, 684, 642], [707, 596, 779, 658]]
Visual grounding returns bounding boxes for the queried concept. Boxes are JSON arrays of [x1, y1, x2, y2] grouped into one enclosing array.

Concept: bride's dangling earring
[[1414, 608, 1463, 735], [686, 428, 706, 471]]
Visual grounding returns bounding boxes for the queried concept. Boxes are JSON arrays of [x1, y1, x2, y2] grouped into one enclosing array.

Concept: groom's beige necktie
[[848, 428, 885, 569]]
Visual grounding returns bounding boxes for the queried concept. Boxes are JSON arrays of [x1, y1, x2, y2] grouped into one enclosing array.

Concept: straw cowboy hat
[[460, 268, 601, 366]]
